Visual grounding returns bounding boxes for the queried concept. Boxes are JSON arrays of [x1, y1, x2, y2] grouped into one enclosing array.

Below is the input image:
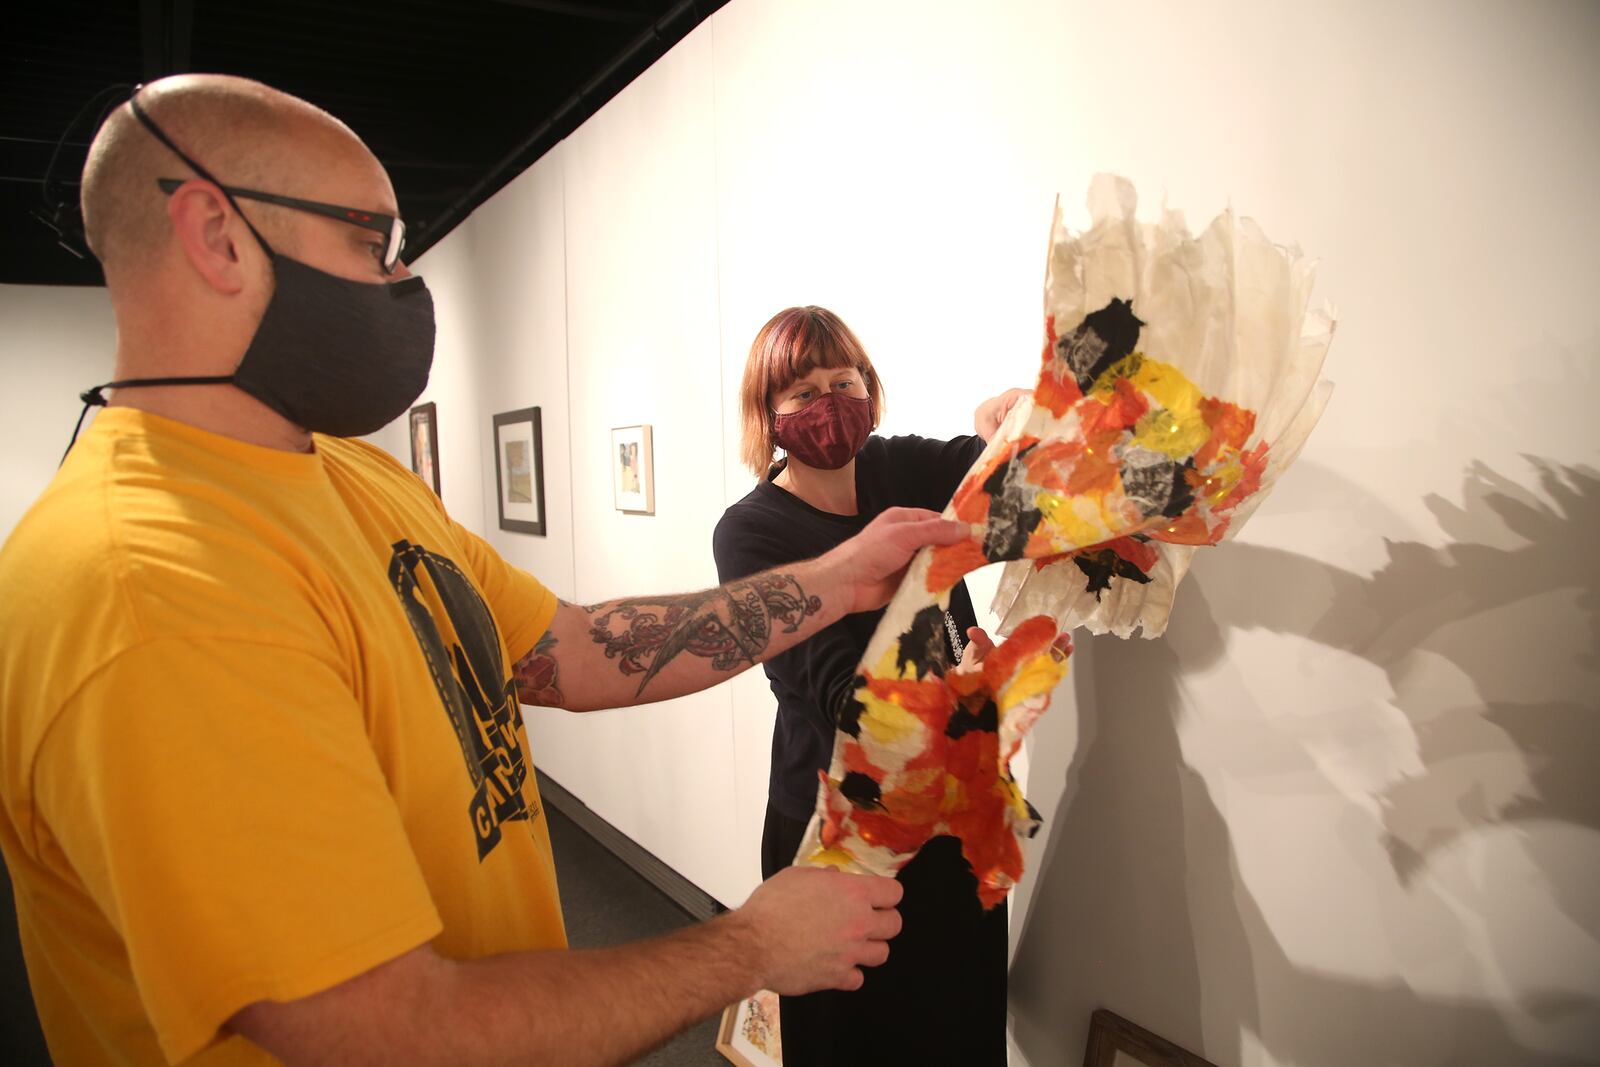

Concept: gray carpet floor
[[545, 803, 729, 1066]]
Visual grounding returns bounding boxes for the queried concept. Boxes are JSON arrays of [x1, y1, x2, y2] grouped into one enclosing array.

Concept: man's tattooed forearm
[[512, 629, 564, 707], [586, 573, 821, 696]]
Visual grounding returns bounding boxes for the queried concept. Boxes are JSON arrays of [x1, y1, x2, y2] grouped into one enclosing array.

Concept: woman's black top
[[712, 433, 987, 820], [714, 432, 1007, 1067]]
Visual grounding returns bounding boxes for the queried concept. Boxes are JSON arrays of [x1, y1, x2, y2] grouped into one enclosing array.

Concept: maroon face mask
[[772, 392, 874, 470]]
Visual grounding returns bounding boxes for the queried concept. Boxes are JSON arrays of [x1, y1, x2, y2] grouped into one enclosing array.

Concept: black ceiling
[[3, 0, 726, 286]]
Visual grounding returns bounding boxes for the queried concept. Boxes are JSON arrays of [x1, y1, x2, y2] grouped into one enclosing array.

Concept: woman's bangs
[[779, 329, 859, 389]]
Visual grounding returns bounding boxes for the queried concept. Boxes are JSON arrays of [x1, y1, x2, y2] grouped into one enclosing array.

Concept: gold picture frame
[[715, 989, 782, 1066], [1083, 1009, 1217, 1067], [408, 401, 440, 495], [611, 424, 654, 515]]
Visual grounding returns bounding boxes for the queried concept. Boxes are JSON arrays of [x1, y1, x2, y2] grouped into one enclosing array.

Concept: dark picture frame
[[408, 401, 440, 495], [492, 406, 546, 536], [1083, 1009, 1218, 1067]]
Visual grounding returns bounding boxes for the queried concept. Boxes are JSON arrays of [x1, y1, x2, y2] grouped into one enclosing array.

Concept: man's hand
[[975, 387, 1031, 439], [734, 866, 904, 995], [819, 507, 970, 614], [231, 868, 904, 1066]]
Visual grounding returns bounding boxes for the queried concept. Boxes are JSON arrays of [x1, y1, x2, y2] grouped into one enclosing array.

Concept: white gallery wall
[[369, 213, 490, 529], [0, 287, 117, 536], [398, 1, 1600, 1064], [2, 2, 1595, 1064]]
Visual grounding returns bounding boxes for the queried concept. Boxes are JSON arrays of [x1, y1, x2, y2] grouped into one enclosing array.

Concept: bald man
[[0, 75, 966, 1066]]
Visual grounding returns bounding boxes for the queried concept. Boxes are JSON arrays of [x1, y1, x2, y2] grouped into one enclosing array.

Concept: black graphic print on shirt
[[388, 539, 535, 860]]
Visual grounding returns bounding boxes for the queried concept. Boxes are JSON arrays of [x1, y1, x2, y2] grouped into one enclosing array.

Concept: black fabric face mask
[[64, 93, 435, 459], [224, 254, 434, 437]]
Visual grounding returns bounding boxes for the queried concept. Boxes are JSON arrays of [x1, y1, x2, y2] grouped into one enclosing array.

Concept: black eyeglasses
[[155, 177, 406, 273]]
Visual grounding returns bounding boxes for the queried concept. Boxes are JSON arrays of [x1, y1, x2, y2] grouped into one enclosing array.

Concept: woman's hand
[[974, 388, 1031, 440], [960, 626, 995, 666]]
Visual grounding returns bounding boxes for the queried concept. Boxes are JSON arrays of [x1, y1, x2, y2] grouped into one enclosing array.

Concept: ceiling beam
[[140, 0, 194, 81], [411, 0, 727, 260], [489, 0, 647, 25]]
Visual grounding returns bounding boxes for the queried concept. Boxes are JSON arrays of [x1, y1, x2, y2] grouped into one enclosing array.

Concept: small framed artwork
[[493, 407, 546, 536], [611, 424, 654, 515], [715, 989, 782, 1066], [408, 401, 440, 495], [1083, 1009, 1217, 1067]]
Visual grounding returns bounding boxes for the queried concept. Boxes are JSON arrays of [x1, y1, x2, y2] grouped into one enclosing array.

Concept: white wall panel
[[708, 0, 1040, 907], [545, 22, 746, 909], [0, 286, 117, 541], [462, 148, 577, 601], [710, 0, 1054, 448], [372, 225, 487, 529]]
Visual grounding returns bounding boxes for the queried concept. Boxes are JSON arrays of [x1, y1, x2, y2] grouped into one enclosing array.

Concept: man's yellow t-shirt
[[0, 408, 566, 1065]]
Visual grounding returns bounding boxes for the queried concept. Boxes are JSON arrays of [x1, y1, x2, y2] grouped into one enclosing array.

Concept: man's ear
[[166, 181, 254, 295]]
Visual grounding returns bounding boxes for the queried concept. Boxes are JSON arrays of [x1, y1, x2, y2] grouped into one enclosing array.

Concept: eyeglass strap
[[128, 90, 277, 260], [62, 375, 236, 464]]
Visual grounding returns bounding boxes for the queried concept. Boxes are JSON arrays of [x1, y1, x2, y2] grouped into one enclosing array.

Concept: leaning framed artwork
[[493, 407, 546, 536], [1082, 1009, 1217, 1067], [715, 989, 782, 1066], [408, 401, 440, 495], [611, 424, 654, 515]]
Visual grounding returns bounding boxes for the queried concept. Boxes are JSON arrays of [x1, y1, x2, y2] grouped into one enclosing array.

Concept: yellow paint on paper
[[857, 691, 924, 746], [1088, 351, 1145, 396], [871, 645, 919, 682], [808, 847, 856, 870], [941, 773, 967, 814], [1035, 491, 1109, 548], [1202, 454, 1243, 504], [1001, 778, 1030, 821], [1132, 405, 1209, 459], [1123, 353, 1204, 415], [999, 652, 1065, 712]]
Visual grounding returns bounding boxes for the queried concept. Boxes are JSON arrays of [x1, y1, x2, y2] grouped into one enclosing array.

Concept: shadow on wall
[[1007, 458, 1600, 1067]]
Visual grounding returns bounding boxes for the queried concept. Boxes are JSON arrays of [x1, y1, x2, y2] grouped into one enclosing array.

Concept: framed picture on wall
[[611, 424, 654, 514], [715, 989, 782, 1066], [1083, 1009, 1217, 1067], [493, 406, 546, 536], [408, 401, 440, 496]]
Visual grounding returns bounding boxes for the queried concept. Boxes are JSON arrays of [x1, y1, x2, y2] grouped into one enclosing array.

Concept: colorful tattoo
[[587, 573, 821, 696], [512, 629, 564, 707]]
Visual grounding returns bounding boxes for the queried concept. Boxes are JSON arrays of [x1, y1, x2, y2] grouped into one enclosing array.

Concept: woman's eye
[[367, 243, 386, 263], [795, 390, 813, 400]]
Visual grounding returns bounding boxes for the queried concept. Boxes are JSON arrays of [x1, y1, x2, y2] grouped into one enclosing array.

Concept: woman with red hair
[[714, 306, 1025, 1065]]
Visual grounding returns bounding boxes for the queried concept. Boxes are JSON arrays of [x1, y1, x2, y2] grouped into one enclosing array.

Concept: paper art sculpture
[[796, 176, 1335, 907]]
